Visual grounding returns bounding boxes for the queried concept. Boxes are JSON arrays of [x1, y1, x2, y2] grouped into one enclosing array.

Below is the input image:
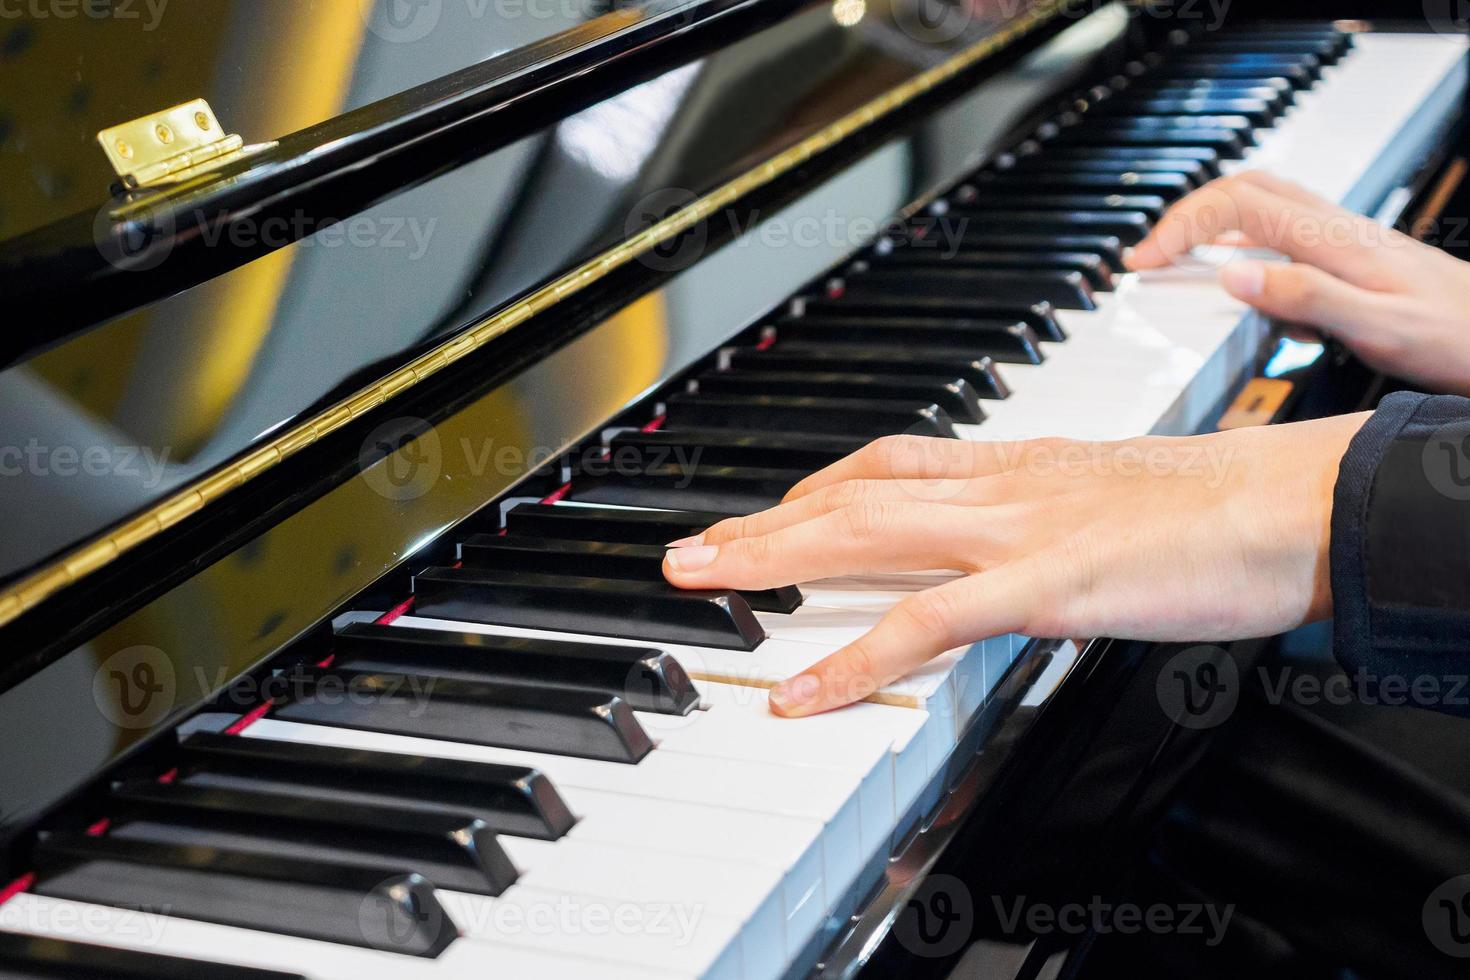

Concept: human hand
[[1127, 170, 1470, 396], [663, 415, 1368, 717]]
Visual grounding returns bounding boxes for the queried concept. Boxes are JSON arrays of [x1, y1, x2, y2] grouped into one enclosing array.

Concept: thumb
[[1218, 260, 1399, 343]]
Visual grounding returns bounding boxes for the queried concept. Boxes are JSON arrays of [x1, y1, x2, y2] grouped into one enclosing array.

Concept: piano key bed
[[1, 22, 1464, 980]]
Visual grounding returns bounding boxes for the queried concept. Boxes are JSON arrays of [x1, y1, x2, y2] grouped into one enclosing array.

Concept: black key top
[[413, 565, 767, 651], [731, 344, 1010, 398], [456, 533, 802, 615], [31, 833, 455, 958], [336, 620, 705, 711], [695, 369, 985, 424], [273, 665, 654, 763], [1183, 38, 1341, 64], [812, 290, 1067, 340], [849, 264, 1094, 313], [1037, 145, 1223, 178], [922, 204, 1155, 245], [878, 247, 1114, 292], [1168, 52, 1322, 81], [773, 315, 1043, 365], [1050, 125, 1248, 160], [568, 471, 790, 517], [1004, 156, 1211, 189], [608, 427, 865, 471], [0, 932, 307, 979], [970, 170, 1192, 204], [1090, 96, 1276, 127], [902, 229, 1129, 270], [662, 391, 958, 439], [1124, 82, 1290, 113], [950, 192, 1168, 221], [504, 503, 732, 545], [107, 780, 518, 896], [1084, 114, 1256, 141], [176, 732, 575, 840], [1147, 59, 1312, 87]]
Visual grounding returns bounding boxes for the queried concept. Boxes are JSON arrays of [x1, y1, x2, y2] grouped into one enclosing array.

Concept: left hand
[[662, 415, 1367, 717]]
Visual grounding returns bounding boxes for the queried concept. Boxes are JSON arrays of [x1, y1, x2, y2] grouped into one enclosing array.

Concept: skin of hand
[[663, 414, 1367, 717], [1127, 169, 1470, 396]]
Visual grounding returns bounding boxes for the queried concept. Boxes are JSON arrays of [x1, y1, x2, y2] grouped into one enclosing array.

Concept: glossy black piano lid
[[0, 0, 1060, 587]]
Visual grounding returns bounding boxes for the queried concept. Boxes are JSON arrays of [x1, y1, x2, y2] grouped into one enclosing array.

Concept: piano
[[0, 0, 1463, 976]]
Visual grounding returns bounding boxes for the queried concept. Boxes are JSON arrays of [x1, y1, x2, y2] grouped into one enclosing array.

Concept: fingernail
[[769, 676, 818, 715], [1220, 260, 1264, 298], [665, 544, 718, 572], [666, 534, 704, 548]]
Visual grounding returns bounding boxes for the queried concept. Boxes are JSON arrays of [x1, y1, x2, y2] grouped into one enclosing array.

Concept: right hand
[[1126, 170, 1470, 396]]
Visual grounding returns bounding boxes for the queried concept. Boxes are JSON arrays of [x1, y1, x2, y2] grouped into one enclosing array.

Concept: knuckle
[[840, 500, 895, 541], [893, 590, 962, 647], [734, 532, 775, 569]]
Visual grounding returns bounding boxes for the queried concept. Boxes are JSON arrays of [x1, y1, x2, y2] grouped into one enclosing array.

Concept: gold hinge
[[97, 98, 274, 189]]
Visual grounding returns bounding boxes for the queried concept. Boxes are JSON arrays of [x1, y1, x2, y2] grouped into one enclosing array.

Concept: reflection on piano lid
[[0, 4, 1466, 980]]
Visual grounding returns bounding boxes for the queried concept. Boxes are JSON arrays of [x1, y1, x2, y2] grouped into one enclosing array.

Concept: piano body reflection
[[0, 0, 1464, 976]]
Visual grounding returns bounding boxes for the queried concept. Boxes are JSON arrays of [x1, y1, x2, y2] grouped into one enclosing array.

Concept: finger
[[696, 477, 1001, 548], [1127, 177, 1384, 283], [768, 568, 1038, 717], [1232, 169, 1339, 211], [782, 435, 999, 502], [664, 502, 992, 591], [1218, 259, 1404, 342]]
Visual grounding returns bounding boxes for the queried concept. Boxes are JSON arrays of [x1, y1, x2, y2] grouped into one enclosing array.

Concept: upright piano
[[0, 1, 1464, 976]]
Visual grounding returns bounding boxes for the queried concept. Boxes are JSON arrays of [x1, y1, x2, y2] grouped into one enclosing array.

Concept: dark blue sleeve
[[1332, 391, 1470, 715]]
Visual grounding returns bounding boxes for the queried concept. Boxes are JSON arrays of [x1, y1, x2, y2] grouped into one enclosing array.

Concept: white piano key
[[0, 892, 695, 980]]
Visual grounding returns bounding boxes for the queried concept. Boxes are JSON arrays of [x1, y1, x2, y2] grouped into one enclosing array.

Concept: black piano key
[[970, 170, 1192, 204], [694, 369, 985, 424], [662, 391, 958, 440], [878, 247, 1113, 292], [503, 503, 732, 546], [921, 204, 1156, 245], [607, 427, 864, 471], [1146, 60, 1312, 88], [1049, 125, 1248, 160], [1215, 27, 1352, 57], [1037, 145, 1223, 178], [273, 665, 654, 764], [1084, 114, 1257, 142], [106, 780, 517, 897], [31, 834, 455, 958], [848, 264, 1094, 313], [809, 291, 1067, 341], [1167, 52, 1322, 81], [456, 533, 802, 615], [1123, 82, 1291, 113], [773, 314, 1043, 365], [1186, 38, 1339, 58], [571, 462, 805, 513], [176, 732, 575, 840], [949, 192, 1169, 222], [905, 229, 1129, 270], [730, 344, 1011, 398], [0, 932, 307, 980], [1089, 96, 1276, 127], [413, 565, 767, 651], [336, 620, 705, 711]]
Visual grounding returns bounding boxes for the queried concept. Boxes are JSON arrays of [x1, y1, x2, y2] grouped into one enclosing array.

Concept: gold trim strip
[[0, 2, 1062, 630]]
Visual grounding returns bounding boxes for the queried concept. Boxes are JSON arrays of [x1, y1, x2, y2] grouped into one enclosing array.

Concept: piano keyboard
[[2, 23, 1464, 980]]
